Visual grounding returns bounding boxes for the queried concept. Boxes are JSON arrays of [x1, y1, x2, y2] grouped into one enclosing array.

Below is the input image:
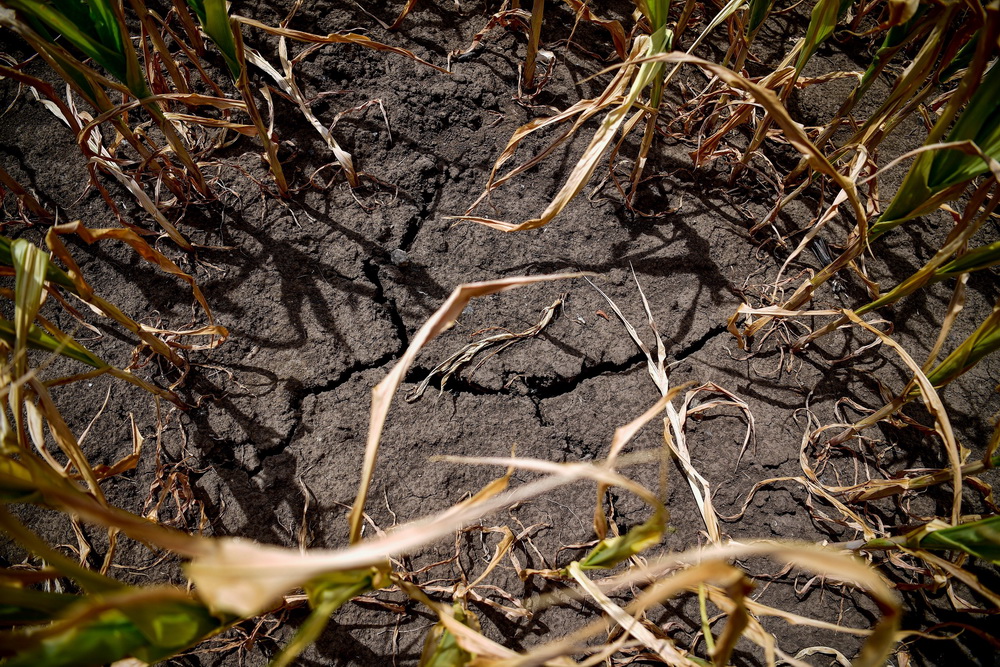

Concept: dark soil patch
[[1, 1, 999, 664]]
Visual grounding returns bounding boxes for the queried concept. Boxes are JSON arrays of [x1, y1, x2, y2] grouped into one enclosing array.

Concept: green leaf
[[269, 567, 389, 667], [186, 0, 241, 79], [5, 0, 127, 83], [874, 61, 1000, 235], [419, 604, 479, 667], [939, 29, 979, 82], [908, 516, 1000, 564], [0, 235, 77, 291], [12, 237, 47, 379], [4, 0, 150, 97], [927, 61, 1000, 190], [572, 514, 664, 572], [0, 587, 80, 623], [0, 455, 41, 503], [934, 241, 1000, 279], [857, 4, 929, 93], [0, 596, 226, 666], [924, 300, 1000, 388], [123, 600, 226, 656], [0, 318, 106, 369], [0, 610, 149, 667], [746, 0, 777, 37], [795, 0, 854, 74]]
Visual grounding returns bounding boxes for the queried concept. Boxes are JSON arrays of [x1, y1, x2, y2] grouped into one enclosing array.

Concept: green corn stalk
[[798, 5, 933, 162], [857, 239, 1000, 319], [745, 0, 775, 39], [1, 0, 210, 195], [0, 587, 80, 623], [921, 297, 1000, 390], [0, 596, 227, 667], [0, 235, 74, 290], [721, 0, 777, 71], [185, 0, 287, 193], [793, 180, 999, 351], [934, 240, 1000, 278], [9, 238, 49, 444], [871, 55, 1000, 239], [625, 0, 672, 199], [3, 0, 145, 93], [784, 2, 963, 186], [0, 235, 189, 405], [794, 0, 855, 75], [0, 23, 159, 183], [565, 512, 664, 573], [0, 473, 230, 667], [269, 568, 390, 667], [861, 516, 1000, 565], [1, 237, 135, 368]]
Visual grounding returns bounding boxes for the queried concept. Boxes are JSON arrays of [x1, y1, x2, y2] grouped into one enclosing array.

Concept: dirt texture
[[1, 1, 1000, 665]]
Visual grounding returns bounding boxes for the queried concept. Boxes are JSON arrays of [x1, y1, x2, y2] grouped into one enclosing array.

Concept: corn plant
[[183, 0, 287, 194], [922, 296, 1000, 390], [793, 179, 1000, 350], [0, 229, 226, 398], [456, 0, 674, 231], [871, 59, 1000, 238], [0, 275, 904, 666], [853, 516, 1000, 565], [1, 0, 211, 195], [730, 15, 999, 346]]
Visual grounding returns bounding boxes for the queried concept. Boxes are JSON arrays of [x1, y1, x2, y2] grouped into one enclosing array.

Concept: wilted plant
[[871, 59, 1000, 238], [183, 0, 287, 193], [456, 0, 674, 230], [1, 0, 211, 196], [0, 274, 911, 665]]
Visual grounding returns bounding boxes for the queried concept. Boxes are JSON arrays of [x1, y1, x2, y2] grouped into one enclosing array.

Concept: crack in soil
[[246, 348, 402, 478], [363, 258, 410, 348], [674, 324, 728, 361], [400, 324, 731, 409], [397, 156, 440, 253], [240, 294, 727, 478], [243, 265, 409, 478]]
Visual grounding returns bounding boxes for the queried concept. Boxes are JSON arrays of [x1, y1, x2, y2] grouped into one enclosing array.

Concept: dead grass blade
[[838, 311, 962, 525], [44, 222, 226, 364], [589, 271, 736, 543], [188, 452, 649, 617], [349, 273, 586, 544], [567, 561, 693, 666], [406, 297, 561, 402], [243, 44, 360, 187], [388, 0, 421, 30], [598, 390, 684, 540], [235, 17, 448, 73]]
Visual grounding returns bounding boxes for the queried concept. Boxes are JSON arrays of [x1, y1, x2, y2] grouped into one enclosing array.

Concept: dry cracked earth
[[2, 1, 999, 664]]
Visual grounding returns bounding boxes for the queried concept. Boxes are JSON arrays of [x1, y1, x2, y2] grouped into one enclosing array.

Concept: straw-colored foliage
[[2, 0, 1000, 665]]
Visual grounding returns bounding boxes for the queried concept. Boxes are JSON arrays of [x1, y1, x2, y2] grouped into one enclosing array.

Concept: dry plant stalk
[[405, 296, 562, 401], [2, 274, 905, 665]]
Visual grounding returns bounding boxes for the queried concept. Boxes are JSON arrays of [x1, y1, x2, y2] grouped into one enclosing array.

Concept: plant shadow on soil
[[2, 0, 1000, 664]]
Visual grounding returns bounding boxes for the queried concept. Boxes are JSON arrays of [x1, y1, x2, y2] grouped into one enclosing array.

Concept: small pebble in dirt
[[390, 249, 410, 266]]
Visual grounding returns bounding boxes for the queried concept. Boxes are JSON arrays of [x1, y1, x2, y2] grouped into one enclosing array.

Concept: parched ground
[[1, 1, 999, 664]]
